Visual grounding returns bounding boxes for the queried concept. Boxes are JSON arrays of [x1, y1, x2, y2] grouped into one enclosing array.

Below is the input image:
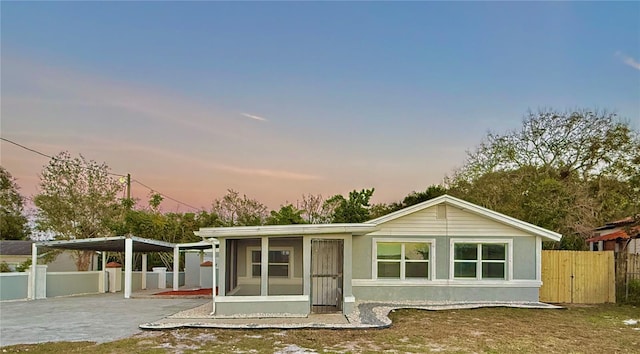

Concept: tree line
[[2, 108, 638, 270]]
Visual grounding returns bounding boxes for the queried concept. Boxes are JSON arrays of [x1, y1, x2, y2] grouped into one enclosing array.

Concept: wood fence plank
[[540, 250, 615, 304]]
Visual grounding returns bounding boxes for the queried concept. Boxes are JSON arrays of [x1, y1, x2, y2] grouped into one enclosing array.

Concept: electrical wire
[[1, 137, 202, 211], [133, 180, 202, 211], [1, 137, 126, 177]]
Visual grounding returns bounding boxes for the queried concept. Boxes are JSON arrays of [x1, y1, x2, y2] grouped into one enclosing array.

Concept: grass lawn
[[3, 304, 639, 353]]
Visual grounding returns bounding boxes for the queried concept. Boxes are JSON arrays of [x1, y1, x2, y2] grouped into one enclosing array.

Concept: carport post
[[173, 246, 179, 291], [101, 252, 107, 293], [29, 243, 37, 300], [141, 253, 147, 290], [124, 238, 133, 299]]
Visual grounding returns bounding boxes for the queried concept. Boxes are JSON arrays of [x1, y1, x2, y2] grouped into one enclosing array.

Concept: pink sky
[[2, 57, 465, 212]]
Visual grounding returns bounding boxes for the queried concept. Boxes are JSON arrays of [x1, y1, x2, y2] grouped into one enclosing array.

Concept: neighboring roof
[[196, 223, 378, 239], [587, 227, 640, 243], [0, 240, 34, 255], [365, 194, 563, 242], [35, 236, 214, 253], [594, 216, 637, 231]]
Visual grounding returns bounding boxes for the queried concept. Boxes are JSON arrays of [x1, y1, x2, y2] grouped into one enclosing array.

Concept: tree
[[402, 185, 448, 207], [148, 192, 164, 213], [211, 189, 267, 226], [34, 152, 123, 270], [454, 109, 638, 182], [369, 185, 448, 220], [0, 166, 30, 240], [266, 204, 307, 225], [448, 109, 640, 249], [298, 194, 326, 224], [327, 188, 375, 223]]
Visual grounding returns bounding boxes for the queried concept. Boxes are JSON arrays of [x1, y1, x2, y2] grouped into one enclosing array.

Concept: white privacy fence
[[0, 267, 185, 301]]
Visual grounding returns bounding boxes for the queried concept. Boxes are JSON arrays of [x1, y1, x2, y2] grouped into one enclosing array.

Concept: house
[[195, 195, 562, 317], [587, 217, 640, 254], [0, 240, 98, 271]]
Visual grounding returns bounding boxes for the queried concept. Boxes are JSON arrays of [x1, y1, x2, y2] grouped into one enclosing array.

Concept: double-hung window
[[375, 240, 433, 280], [452, 241, 510, 280], [250, 248, 292, 278]]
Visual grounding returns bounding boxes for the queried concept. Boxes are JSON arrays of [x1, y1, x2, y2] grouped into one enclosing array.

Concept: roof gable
[[366, 195, 562, 241]]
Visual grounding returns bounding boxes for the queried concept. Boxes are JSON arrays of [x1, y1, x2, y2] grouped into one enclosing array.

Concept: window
[[250, 249, 291, 278], [453, 242, 507, 280], [375, 241, 431, 279]]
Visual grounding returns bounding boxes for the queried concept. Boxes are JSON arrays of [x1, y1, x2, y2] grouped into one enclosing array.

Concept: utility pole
[[120, 173, 132, 209], [126, 173, 131, 200]]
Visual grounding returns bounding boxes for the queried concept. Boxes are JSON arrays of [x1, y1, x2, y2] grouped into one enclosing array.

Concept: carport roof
[[35, 236, 213, 253]]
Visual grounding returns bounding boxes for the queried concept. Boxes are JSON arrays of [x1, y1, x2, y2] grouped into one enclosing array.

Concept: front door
[[311, 239, 343, 313]]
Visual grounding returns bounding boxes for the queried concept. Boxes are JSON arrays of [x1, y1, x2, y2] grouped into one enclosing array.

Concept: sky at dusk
[[1, 2, 639, 212]]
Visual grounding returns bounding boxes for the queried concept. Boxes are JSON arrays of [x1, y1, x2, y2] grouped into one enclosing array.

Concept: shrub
[[0, 261, 12, 272], [625, 279, 640, 305]]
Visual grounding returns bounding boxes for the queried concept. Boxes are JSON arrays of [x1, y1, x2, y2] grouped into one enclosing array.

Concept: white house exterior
[[195, 195, 562, 317]]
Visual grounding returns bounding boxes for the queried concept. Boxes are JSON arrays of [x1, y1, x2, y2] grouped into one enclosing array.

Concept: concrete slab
[[0, 292, 208, 347]]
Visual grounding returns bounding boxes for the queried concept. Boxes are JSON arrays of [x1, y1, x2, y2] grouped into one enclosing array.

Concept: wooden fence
[[540, 251, 615, 303]]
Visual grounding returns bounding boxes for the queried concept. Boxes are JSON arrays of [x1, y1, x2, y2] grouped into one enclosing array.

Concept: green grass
[[3, 304, 639, 353]]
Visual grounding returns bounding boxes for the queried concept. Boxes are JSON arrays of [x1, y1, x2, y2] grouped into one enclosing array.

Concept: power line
[[1, 137, 126, 177], [133, 179, 202, 211], [2, 137, 203, 211], [1, 137, 53, 159]]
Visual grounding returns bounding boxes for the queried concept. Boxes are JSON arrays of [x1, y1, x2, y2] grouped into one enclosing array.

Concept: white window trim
[[372, 238, 436, 281], [449, 238, 513, 281], [247, 246, 294, 279]]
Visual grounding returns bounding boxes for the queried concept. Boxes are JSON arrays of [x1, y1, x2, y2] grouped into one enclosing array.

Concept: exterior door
[[311, 239, 343, 313]]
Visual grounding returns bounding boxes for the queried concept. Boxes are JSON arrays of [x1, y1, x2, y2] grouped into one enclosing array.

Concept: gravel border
[[140, 300, 562, 330]]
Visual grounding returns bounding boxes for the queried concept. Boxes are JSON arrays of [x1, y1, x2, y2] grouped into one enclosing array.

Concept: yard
[[3, 304, 639, 353]]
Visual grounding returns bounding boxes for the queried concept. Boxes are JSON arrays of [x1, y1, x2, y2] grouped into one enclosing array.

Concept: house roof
[[594, 216, 638, 231], [587, 227, 640, 243], [195, 195, 562, 242], [35, 236, 214, 253], [0, 240, 34, 255], [195, 223, 378, 239], [365, 194, 563, 241]]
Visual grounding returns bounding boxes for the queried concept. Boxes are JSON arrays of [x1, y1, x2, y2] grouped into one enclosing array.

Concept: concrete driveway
[[0, 293, 208, 347]]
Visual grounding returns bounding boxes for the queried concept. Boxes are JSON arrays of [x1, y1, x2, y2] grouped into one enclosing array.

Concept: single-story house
[[587, 217, 639, 254], [195, 195, 562, 317], [0, 240, 98, 272]]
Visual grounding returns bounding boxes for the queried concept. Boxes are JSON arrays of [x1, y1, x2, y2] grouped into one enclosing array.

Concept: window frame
[[449, 239, 513, 281], [372, 238, 436, 280], [247, 246, 294, 279]]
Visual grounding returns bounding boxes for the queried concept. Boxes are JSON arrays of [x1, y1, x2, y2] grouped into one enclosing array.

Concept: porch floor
[[139, 300, 562, 330]]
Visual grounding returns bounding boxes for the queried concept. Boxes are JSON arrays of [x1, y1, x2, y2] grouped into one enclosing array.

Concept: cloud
[[616, 51, 640, 70], [241, 113, 268, 122]]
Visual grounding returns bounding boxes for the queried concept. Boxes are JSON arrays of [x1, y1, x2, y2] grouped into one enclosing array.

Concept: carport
[[30, 236, 214, 299]]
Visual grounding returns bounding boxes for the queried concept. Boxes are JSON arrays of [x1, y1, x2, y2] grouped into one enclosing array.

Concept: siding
[[368, 204, 531, 237]]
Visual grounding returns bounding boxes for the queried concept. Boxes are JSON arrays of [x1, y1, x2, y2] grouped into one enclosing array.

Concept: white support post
[[141, 253, 147, 290], [211, 244, 216, 315], [29, 243, 38, 300], [173, 246, 180, 291], [535, 236, 542, 282], [261, 236, 269, 296], [124, 238, 133, 299], [100, 251, 107, 293], [302, 236, 311, 297]]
